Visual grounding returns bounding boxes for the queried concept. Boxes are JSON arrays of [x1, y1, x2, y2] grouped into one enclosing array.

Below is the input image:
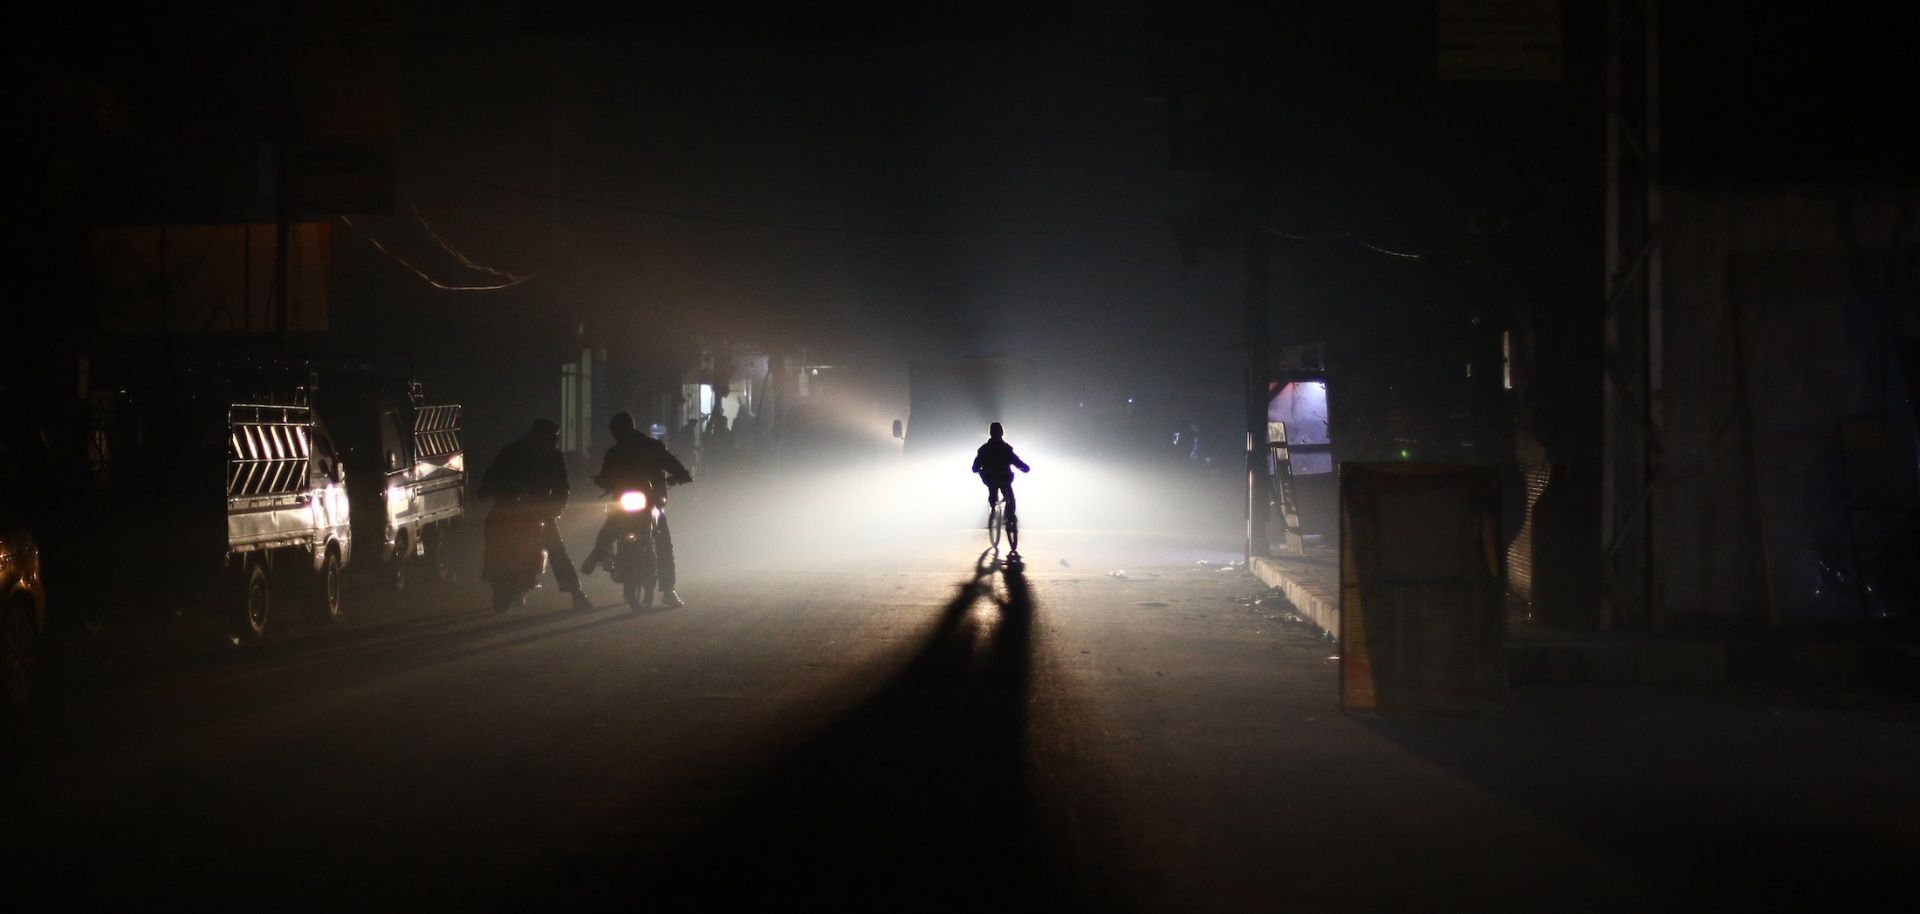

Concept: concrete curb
[[1249, 555, 1339, 636]]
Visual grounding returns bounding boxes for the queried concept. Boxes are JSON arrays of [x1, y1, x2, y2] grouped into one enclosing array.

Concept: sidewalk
[[1250, 550, 1920, 688]]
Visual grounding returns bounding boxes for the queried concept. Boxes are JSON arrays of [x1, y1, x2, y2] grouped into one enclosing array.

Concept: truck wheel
[[2, 599, 37, 717], [236, 562, 270, 642], [315, 548, 344, 623], [422, 526, 453, 584], [388, 531, 409, 593]]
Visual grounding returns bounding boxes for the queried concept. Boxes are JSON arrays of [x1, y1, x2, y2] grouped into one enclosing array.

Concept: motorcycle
[[604, 485, 664, 611], [482, 498, 548, 612]]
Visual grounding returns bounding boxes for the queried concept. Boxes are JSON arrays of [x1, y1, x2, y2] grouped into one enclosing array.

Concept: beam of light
[[766, 434, 1212, 540], [677, 444, 1246, 576]]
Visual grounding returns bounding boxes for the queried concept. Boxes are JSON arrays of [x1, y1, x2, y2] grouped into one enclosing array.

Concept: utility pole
[[1242, 5, 1278, 564], [1244, 170, 1273, 563], [271, 0, 292, 338], [1601, 0, 1660, 628]]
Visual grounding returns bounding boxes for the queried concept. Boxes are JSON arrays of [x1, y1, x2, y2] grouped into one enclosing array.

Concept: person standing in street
[[477, 419, 593, 611]]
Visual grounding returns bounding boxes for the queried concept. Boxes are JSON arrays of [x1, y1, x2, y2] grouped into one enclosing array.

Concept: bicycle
[[987, 500, 1021, 564]]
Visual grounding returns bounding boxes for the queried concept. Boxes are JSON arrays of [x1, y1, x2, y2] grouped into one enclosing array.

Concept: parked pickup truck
[[225, 401, 353, 638], [59, 355, 465, 640], [315, 376, 465, 590], [60, 357, 352, 641]]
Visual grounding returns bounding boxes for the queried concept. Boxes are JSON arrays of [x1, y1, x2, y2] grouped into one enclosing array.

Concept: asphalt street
[[4, 510, 1919, 912]]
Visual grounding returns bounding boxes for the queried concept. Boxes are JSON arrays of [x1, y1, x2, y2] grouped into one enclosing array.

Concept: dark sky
[[27, 0, 1915, 445], [364, 0, 1236, 415]]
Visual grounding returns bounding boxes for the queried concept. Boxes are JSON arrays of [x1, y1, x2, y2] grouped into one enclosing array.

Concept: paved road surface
[[4, 516, 1919, 912]]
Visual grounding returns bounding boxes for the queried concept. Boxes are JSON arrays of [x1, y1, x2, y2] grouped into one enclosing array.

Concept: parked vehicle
[[71, 357, 352, 641], [1, 514, 46, 716], [44, 353, 463, 641], [225, 401, 353, 637], [481, 498, 547, 612], [316, 376, 465, 591]]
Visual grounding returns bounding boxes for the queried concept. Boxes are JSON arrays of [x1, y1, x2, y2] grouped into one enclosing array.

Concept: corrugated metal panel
[[1507, 433, 1552, 603]]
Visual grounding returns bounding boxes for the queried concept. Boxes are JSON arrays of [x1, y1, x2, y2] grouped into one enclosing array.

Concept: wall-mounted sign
[[1438, 0, 1563, 81]]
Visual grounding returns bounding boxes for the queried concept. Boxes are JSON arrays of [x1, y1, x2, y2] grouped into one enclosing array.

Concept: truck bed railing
[[414, 404, 463, 459], [228, 403, 314, 498]]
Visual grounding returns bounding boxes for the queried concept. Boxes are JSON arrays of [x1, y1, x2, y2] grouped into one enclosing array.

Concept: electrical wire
[[405, 193, 531, 282], [1261, 224, 1426, 260], [1347, 233, 1424, 260], [336, 215, 536, 291]]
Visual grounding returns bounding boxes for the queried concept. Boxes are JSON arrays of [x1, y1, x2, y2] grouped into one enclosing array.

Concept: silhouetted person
[[477, 419, 591, 610], [971, 422, 1030, 553], [581, 411, 693, 606], [705, 404, 733, 457], [732, 406, 753, 443]]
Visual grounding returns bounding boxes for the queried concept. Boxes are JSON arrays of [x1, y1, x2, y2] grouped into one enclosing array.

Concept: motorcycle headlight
[[619, 491, 648, 513]]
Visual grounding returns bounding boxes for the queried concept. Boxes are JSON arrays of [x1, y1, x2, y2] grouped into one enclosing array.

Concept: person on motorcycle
[[477, 419, 593, 611], [581, 411, 693, 607], [972, 421, 1030, 546]]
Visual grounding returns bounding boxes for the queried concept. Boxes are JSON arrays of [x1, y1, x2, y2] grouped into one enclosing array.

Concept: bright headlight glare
[[619, 491, 648, 513]]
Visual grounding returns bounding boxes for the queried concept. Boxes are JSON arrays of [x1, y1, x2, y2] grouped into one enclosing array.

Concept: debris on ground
[[1135, 601, 1169, 607], [1109, 569, 1129, 580], [1230, 588, 1316, 629], [1236, 587, 1289, 607]]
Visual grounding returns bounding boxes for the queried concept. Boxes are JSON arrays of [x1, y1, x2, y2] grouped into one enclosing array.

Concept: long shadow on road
[[547, 551, 1059, 913]]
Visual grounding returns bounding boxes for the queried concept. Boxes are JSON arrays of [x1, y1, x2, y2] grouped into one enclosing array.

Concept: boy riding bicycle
[[971, 422, 1030, 559]]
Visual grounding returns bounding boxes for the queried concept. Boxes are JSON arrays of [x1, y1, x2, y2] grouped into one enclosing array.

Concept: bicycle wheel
[[987, 503, 1003, 549]]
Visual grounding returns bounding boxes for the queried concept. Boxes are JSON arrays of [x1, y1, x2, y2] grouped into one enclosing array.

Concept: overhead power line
[[406, 193, 531, 282], [1263, 225, 1425, 260], [336, 215, 536, 291]]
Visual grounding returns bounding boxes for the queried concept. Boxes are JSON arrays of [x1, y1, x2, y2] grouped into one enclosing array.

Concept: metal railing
[[227, 403, 313, 498], [413, 404, 463, 459]]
